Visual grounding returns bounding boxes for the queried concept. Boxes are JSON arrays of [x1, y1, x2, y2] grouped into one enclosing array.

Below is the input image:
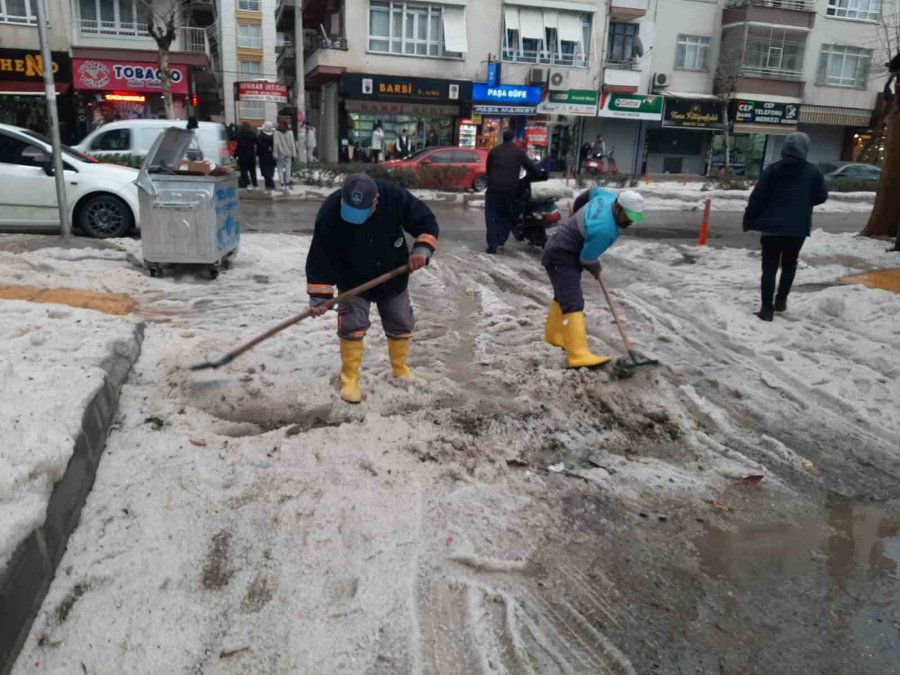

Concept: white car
[[75, 119, 231, 166], [0, 123, 139, 238]]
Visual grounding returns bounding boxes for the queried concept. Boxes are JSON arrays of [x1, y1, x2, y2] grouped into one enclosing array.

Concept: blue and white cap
[[341, 174, 378, 224]]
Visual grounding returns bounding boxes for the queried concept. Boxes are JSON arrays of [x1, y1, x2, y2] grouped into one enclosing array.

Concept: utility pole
[[35, 0, 70, 241], [294, 0, 306, 129]]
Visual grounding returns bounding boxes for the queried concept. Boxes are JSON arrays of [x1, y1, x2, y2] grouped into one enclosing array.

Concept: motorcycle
[[582, 148, 619, 175], [511, 171, 562, 249]]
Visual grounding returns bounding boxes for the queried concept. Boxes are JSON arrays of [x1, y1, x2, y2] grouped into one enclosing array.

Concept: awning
[[733, 123, 796, 136], [557, 13, 583, 43], [0, 81, 71, 95], [663, 91, 720, 101], [799, 105, 872, 127], [504, 6, 520, 31], [345, 99, 460, 116], [443, 7, 467, 53], [519, 8, 544, 40]]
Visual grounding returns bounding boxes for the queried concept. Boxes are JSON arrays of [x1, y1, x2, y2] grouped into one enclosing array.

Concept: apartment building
[[279, 0, 889, 174], [218, 0, 282, 126]]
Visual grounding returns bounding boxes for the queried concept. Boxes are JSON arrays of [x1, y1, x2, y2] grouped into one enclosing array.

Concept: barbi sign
[[472, 82, 543, 106]]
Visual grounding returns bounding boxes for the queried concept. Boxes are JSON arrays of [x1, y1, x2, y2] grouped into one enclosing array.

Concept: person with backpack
[[274, 120, 296, 192], [743, 132, 828, 321]]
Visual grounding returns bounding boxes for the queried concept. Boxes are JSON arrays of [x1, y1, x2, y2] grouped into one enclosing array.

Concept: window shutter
[[816, 50, 828, 85], [858, 51, 872, 87]]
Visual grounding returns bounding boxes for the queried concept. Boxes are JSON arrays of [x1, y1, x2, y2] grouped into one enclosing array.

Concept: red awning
[[0, 81, 71, 95]]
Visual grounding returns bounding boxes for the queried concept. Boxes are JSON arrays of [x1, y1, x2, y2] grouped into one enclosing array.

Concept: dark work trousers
[[259, 156, 276, 190], [760, 235, 806, 310], [239, 157, 258, 188], [485, 191, 518, 253], [542, 250, 585, 314]]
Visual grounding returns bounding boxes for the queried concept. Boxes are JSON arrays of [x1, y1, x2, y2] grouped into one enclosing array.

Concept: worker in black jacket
[[306, 174, 439, 403], [484, 128, 544, 254]]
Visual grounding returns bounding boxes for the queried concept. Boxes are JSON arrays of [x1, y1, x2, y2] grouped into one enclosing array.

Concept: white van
[[75, 120, 231, 166]]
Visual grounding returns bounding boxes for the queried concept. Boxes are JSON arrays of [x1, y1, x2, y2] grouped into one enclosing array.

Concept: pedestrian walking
[[542, 188, 645, 368], [306, 123, 318, 162], [235, 122, 258, 190], [742, 131, 828, 321], [274, 120, 296, 191], [306, 174, 440, 403], [484, 128, 544, 254], [371, 122, 384, 163], [257, 121, 277, 192]]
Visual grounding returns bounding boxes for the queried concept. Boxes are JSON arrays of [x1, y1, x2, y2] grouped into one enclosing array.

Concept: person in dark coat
[[257, 121, 277, 191], [484, 128, 544, 254], [235, 122, 258, 189], [743, 132, 828, 321]]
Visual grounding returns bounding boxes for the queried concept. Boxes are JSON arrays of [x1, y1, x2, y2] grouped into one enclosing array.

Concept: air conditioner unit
[[529, 68, 546, 85], [548, 69, 570, 91], [652, 72, 671, 91]]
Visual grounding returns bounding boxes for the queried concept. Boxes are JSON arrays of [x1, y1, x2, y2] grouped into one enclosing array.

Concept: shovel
[[189, 264, 411, 371], [595, 273, 659, 378]]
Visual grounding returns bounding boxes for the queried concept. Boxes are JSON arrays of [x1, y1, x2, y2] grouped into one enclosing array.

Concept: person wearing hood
[[743, 132, 828, 321], [274, 120, 296, 192], [235, 122, 259, 190], [257, 121, 277, 192]]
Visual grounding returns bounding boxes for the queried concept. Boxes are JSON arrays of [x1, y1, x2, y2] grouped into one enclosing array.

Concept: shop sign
[[539, 90, 599, 117], [237, 81, 288, 103], [0, 49, 71, 83], [340, 73, 471, 103], [598, 93, 663, 121], [662, 97, 724, 129], [473, 82, 543, 106], [525, 127, 548, 146], [73, 59, 188, 95], [473, 104, 539, 116], [106, 92, 146, 103], [734, 99, 800, 127]]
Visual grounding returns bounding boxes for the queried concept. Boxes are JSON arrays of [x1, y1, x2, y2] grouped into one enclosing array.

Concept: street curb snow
[[0, 322, 145, 675]]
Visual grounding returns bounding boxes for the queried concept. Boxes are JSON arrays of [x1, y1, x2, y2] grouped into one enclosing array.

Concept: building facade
[[279, 0, 894, 175]]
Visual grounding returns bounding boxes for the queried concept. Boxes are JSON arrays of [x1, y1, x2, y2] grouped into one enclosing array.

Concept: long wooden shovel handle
[[595, 272, 635, 356], [190, 263, 410, 370]]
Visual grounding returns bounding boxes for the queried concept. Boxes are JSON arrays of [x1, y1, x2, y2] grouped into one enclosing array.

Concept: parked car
[[383, 146, 488, 191], [75, 119, 231, 166], [0, 123, 139, 238], [818, 162, 881, 187]]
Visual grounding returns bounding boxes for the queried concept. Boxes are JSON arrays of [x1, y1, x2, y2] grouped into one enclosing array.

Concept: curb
[[0, 322, 145, 675]]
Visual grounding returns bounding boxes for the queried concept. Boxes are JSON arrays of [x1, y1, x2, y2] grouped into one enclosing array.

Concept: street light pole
[[294, 0, 306, 127], [35, 0, 71, 241]]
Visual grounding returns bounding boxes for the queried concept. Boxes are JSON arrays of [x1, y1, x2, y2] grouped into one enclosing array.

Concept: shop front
[[72, 57, 190, 137], [537, 90, 599, 171], [707, 98, 801, 178], [338, 73, 472, 162], [648, 95, 724, 176], [0, 49, 75, 143], [798, 105, 875, 166], [591, 93, 664, 176], [471, 82, 544, 150]]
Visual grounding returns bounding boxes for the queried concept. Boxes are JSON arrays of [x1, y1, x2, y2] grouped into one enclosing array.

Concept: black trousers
[[543, 250, 585, 314], [761, 235, 805, 310], [485, 192, 518, 252], [239, 158, 257, 188]]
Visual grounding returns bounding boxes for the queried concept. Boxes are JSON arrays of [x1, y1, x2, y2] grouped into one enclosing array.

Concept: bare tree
[[713, 27, 747, 176], [862, 4, 900, 241], [140, 1, 192, 120]]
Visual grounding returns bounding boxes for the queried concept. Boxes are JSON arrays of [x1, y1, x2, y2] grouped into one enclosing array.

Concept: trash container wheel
[[209, 267, 219, 280], [147, 266, 163, 278]]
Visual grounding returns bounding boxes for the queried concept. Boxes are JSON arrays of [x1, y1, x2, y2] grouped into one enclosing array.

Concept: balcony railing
[[79, 17, 148, 37], [501, 48, 587, 68], [605, 58, 640, 70], [726, 0, 815, 10], [304, 32, 348, 56], [740, 64, 804, 80], [179, 26, 210, 54]]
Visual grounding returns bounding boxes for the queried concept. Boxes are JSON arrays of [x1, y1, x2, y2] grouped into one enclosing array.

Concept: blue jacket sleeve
[[579, 197, 620, 264]]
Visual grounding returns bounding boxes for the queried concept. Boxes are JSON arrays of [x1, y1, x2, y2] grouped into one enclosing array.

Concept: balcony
[[178, 27, 210, 55], [724, 0, 816, 29], [610, 0, 649, 20], [501, 48, 588, 69], [77, 19, 210, 55], [304, 30, 348, 58], [603, 63, 642, 92]]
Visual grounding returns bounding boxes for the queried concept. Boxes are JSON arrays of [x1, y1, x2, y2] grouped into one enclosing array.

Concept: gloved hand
[[309, 296, 332, 316], [583, 261, 601, 278]]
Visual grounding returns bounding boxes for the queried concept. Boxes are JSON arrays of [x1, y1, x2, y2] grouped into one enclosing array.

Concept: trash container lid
[[141, 126, 197, 175]]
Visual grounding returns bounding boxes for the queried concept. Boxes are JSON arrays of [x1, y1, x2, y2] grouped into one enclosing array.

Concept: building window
[[238, 0, 260, 12], [240, 60, 262, 77], [607, 22, 638, 65], [238, 23, 262, 49], [742, 26, 806, 79], [826, 0, 880, 22], [368, 1, 463, 58], [675, 35, 711, 71], [79, 0, 148, 36], [818, 45, 873, 87], [0, 0, 37, 24], [502, 7, 590, 68]]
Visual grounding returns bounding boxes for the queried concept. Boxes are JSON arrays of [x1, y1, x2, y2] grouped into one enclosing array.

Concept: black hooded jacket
[[743, 132, 828, 237]]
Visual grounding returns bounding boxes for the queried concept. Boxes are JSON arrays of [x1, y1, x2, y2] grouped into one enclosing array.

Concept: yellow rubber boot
[[339, 338, 364, 403], [562, 312, 610, 369], [544, 301, 565, 348], [388, 338, 414, 379]]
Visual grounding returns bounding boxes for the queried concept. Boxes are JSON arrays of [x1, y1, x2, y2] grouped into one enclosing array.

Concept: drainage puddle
[[695, 495, 900, 671], [840, 268, 900, 293]]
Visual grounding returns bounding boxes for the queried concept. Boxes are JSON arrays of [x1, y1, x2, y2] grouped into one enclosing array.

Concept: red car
[[383, 146, 488, 191]]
